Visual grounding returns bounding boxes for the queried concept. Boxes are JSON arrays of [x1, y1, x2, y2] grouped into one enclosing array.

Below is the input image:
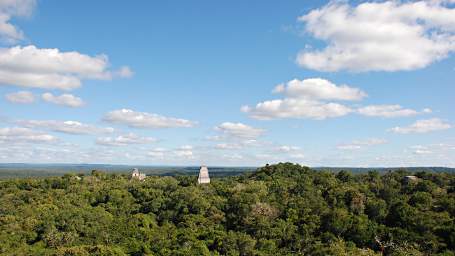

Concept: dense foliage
[[1, 163, 454, 255]]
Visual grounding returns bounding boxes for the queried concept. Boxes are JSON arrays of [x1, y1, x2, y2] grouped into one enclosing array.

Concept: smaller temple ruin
[[198, 166, 210, 184], [131, 168, 146, 181], [404, 175, 419, 183]]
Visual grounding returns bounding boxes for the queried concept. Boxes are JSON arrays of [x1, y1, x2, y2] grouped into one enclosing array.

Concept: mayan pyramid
[[198, 166, 210, 184]]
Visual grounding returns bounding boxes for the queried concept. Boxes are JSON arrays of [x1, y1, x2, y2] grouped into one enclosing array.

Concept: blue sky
[[0, 0, 454, 167]]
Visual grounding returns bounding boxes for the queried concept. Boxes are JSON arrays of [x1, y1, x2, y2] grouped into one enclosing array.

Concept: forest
[[1, 163, 454, 255]]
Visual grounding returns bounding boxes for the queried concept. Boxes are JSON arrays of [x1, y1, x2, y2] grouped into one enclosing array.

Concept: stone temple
[[131, 168, 146, 181], [198, 166, 210, 184]]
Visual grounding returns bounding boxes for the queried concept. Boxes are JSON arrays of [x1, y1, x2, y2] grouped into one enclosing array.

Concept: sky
[[0, 0, 454, 167]]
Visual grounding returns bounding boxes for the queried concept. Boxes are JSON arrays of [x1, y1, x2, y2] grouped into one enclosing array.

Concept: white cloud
[[0, 127, 57, 144], [42, 92, 84, 107], [389, 118, 452, 134], [423, 108, 433, 114], [115, 66, 134, 78], [408, 145, 433, 155], [96, 133, 157, 146], [179, 145, 193, 150], [147, 146, 196, 160], [242, 98, 352, 120], [215, 143, 243, 150], [214, 139, 265, 150], [414, 149, 433, 155], [337, 144, 362, 150], [243, 78, 433, 121], [152, 146, 195, 159], [174, 149, 194, 158], [103, 109, 196, 129], [5, 90, 34, 103], [337, 138, 387, 150], [215, 122, 265, 139], [242, 139, 263, 146], [273, 78, 367, 101], [353, 138, 387, 146], [275, 145, 301, 152], [297, 1, 455, 72], [357, 104, 430, 118], [0, 45, 132, 90], [0, 0, 36, 43], [243, 78, 361, 120], [410, 145, 428, 150], [17, 120, 114, 135]]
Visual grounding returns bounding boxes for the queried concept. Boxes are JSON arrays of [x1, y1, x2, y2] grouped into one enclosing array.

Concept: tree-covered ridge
[[0, 163, 454, 255]]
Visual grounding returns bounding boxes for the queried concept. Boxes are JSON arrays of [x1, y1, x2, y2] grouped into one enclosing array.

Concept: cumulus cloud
[[96, 133, 157, 146], [148, 146, 195, 160], [179, 145, 193, 150], [357, 105, 431, 118], [215, 122, 265, 139], [174, 149, 194, 159], [215, 143, 244, 150], [17, 120, 114, 135], [275, 145, 301, 152], [0, 45, 132, 90], [297, 1, 455, 72], [412, 145, 433, 155], [41, 92, 84, 107], [103, 109, 196, 129], [389, 118, 452, 134], [0, 127, 57, 144], [273, 78, 367, 101], [243, 78, 360, 120], [5, 90, 34, 103], [242, 98, 352, 120], [407, 145, 433, 155], [337, 138, 387, 150], [243, 78, 430, 121], [0, 0, 36, 43]]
